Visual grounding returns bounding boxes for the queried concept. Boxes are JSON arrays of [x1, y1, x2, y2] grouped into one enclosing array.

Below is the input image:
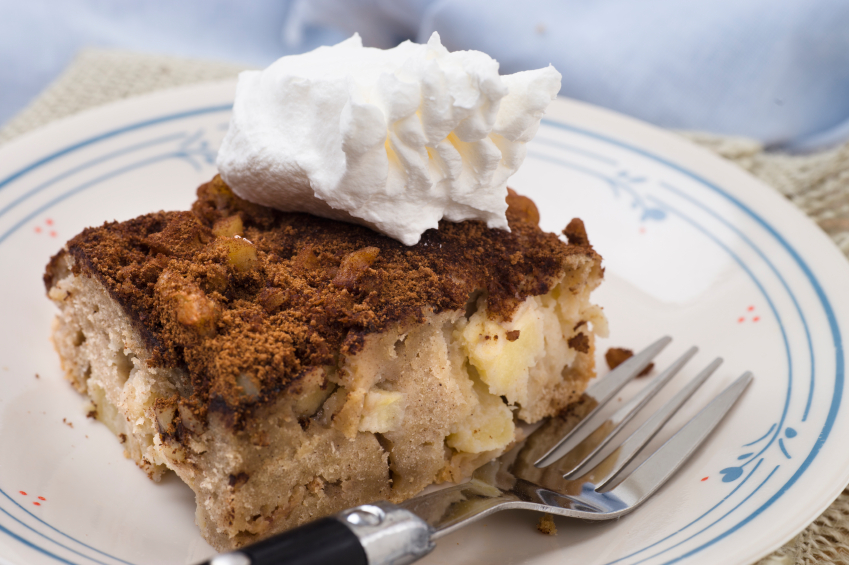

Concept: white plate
[[0, 83, 848, 565]]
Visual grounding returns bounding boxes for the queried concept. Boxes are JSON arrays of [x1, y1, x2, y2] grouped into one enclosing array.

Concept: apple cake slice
[[44, 176, 606, 551]]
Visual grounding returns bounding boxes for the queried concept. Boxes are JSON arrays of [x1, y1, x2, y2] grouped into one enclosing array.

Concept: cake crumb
[[118, 433, 127, 443], [229, 472, 250, 489], [62, 418, 73, 428], [84, 401, 97, 419], [34, 373, 40, 379], [307, 477, 325, 494], [537, 513, 557, 535], [563, 218, 589, 246], [568, 332, 590, 353], [605, 347, 653, 377]]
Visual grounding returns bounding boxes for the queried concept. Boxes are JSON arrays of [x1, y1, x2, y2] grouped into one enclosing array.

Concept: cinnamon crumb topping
[[46, 176, 598, 427]]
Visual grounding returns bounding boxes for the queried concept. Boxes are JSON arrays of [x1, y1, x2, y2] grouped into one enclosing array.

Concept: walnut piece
[[292, 245, 322, 273], [332, 246, 380, 289], [154, 402, 177, 433], [156, 269, 220, 337], [178, 403, 204, 434], [507, 187, 540, 225], [174, 292, 219, 337], [563, 218, 590, 246], [258, 287, 288, 313]]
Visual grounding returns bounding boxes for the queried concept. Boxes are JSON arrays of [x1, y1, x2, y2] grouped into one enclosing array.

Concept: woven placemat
[[0, 49, 249, 145], [2, 48, 848, 565]]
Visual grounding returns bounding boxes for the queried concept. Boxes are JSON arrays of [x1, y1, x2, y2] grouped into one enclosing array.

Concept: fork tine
[[534, 336, 672, 468], [609, 371, 753, 504], [590, 357, 722, 489], [560, 347, 701, 480]]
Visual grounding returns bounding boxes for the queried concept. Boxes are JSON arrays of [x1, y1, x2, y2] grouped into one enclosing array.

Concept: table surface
[[2, 47, 848, 565]]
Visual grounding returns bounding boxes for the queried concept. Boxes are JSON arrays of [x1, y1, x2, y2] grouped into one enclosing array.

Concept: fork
[[201, 336, 752, 565]]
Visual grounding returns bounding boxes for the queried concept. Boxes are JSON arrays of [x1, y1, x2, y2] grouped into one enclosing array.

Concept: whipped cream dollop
[[217, 32, 561, 245]]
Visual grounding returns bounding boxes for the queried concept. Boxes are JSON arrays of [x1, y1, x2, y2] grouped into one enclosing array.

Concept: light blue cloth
[[287, 0, 849, 151], [2, 0, 848, 151], [0, 0, 344, 126]]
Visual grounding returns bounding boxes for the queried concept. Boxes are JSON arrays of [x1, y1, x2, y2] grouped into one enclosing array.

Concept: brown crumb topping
[[605, 347, 653, 377], [47, 176, 598, 427]]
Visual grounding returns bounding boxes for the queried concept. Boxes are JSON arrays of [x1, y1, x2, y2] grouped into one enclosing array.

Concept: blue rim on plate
[[530, 120, 841, 564], [0, 101, 842, 565]]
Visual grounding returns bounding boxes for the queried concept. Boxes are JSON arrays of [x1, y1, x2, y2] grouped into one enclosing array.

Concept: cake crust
[[45, 177, 599, 428]]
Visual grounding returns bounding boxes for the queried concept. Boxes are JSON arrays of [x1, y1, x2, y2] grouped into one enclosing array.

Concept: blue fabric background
[[2, 0, 847, 150]]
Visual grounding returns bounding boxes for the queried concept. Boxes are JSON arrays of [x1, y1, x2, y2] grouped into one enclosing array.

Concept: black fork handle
[[197, 502, 433, 565], [198, 517, 366, 565]]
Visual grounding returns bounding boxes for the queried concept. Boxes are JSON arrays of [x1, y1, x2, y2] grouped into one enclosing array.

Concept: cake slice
[[44, 176, 606, 550]]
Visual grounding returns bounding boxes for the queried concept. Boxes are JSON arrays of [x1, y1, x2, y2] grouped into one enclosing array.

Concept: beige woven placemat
[[0, 49, 250, 145], [2, 48, 848, 565]]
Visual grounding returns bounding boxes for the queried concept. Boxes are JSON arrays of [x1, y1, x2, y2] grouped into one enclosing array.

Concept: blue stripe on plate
[[539, 119, 842, 564], [0, 108, 838, 565]]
